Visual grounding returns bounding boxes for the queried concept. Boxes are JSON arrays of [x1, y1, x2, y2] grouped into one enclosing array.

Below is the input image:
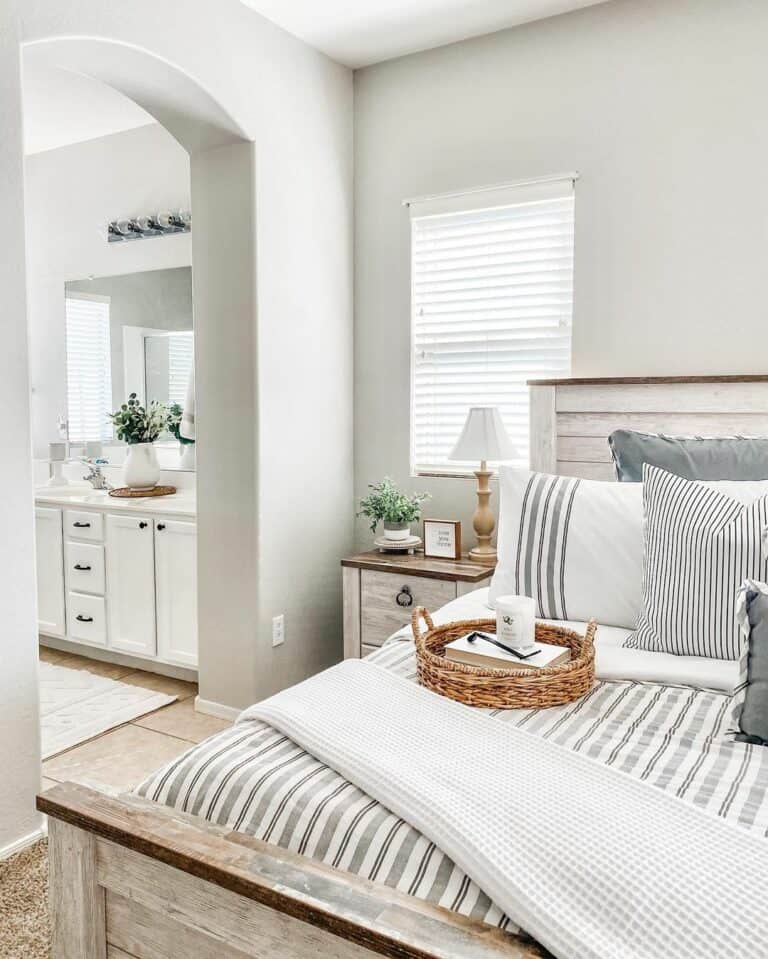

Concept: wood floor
[[39, 646, 232, 794]]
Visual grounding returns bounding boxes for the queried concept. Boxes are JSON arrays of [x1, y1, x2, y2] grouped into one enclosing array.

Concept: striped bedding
[[136, 637, 768, 931]]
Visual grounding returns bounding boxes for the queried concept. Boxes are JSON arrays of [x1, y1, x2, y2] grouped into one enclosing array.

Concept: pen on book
[[466, 631, 540, 660]]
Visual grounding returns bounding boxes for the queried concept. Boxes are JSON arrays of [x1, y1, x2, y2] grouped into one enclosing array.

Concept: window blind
[[409, 177, 575, 474], [167, 332, 194, 408], [65, 293, 113, 443]]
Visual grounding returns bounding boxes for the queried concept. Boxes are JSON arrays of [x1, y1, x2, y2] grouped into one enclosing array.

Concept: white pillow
[[489, 467, 643, 628], [626, 465, 768, 660]]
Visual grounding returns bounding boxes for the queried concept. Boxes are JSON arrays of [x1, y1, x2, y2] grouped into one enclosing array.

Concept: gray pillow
[[733, 583, 768, 746], [609, 429, 768, 482]]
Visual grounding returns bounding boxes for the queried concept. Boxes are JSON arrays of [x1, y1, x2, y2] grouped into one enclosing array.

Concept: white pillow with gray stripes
[[626, 465, 768, 660], [489, 467, 644, 628]]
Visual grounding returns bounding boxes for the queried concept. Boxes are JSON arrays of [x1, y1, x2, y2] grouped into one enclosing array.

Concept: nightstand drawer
[[360, 570, 456, 647]]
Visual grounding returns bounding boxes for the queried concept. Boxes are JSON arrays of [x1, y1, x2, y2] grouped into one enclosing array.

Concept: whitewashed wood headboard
[[528, 375, 768, 480]]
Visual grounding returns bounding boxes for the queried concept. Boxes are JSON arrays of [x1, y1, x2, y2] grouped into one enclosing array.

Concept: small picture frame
[[423, 519, 462, 561]]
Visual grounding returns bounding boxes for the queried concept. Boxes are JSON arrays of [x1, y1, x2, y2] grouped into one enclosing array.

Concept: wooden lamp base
[[468, 461, 497, 566]]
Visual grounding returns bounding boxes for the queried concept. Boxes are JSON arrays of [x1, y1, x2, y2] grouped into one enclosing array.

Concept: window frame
[[408, 176, 576, 478]]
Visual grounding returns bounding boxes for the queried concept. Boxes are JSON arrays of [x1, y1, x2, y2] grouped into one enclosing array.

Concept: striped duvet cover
[[136, 637, 768, 931]]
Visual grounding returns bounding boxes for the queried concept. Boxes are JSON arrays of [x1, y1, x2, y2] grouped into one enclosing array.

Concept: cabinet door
[[106, 513, 156, 656], [155, 520, 198, 667], [35, 507, 65, 637]]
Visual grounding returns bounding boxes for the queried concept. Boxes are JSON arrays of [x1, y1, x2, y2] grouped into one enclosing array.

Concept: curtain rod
[[402, 172, 579, 208]]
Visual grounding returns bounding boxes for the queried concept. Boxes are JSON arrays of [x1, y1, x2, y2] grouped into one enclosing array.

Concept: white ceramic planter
[[123, 443, 160, 490], [383, 522, 411, 541]]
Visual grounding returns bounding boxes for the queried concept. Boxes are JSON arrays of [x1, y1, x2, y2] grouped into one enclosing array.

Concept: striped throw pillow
[[626, 465, 768, 660], [489, 467, 644, 628]]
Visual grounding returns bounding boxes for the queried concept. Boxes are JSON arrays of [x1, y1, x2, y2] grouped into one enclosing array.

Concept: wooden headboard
[[528, 375, 768, 480]]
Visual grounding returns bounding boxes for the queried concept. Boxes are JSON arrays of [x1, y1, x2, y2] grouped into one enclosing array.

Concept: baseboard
[[194, 696, 241, 722], [0, 825, 47, 861]]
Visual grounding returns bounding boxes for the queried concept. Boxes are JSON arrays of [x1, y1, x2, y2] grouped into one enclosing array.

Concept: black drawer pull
[[73, 564, 92, 571], [72, 521, 91, 528], [139, 521, 148, 529], [75, 614, 93, 623], [157, 523, 166, 531], [396, 585, 414, 608]]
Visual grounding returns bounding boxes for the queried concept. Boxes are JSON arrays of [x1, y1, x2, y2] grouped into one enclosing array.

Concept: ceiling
[[23, 65, 155, 156], [241, 0, 609, 68]]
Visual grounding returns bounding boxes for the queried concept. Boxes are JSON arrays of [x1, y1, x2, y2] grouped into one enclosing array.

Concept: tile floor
[[40, 646, 232, 794]]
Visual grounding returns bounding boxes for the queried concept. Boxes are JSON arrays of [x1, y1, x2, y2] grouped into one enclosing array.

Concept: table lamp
[[448, 406, 517, 565]]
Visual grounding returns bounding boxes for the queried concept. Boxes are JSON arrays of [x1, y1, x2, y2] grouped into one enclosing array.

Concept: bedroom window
[[65, 292, 113, 443], [409, 176, 575, 475]]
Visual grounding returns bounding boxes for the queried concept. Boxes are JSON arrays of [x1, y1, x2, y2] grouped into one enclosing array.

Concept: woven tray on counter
[[411, 607, 596, 710]]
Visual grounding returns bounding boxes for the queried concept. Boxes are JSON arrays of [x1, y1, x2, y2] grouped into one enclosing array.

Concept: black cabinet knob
[[396, 585, 414, 608], [157, 523, 166, 531], [73, 564, 92, 571], [75, 614, 93, 623], [139, 521, 148, 529]]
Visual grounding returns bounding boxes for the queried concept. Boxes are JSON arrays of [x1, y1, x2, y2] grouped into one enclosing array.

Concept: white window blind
[[65, 293, 113, 443], [409, 177, 575, 474], [167, 332, 194, 408]]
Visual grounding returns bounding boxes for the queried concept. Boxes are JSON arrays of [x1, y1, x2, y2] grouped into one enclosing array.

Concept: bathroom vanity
[[35, 487, 197, 670]]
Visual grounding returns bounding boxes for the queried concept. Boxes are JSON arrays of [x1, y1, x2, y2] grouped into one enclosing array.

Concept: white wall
[[2, 0, 353, 851], [25, 123, 192, 458], [353, 0, 768, 542], [0, 4, 42, 856]]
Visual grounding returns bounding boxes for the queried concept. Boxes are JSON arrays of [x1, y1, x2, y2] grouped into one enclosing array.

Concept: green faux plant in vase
[[168, 404, 195, 445], [358, 477, 430, 543], [107, 393, 169, 491]]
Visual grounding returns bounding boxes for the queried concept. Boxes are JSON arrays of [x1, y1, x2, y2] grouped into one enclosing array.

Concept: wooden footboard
[[38, 783, 549, 959]]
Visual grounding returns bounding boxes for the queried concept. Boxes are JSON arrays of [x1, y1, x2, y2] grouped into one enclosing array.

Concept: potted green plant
[[108, 393, 169, 489], [168, 403, 196, 470], [358, 477, 431, 542]]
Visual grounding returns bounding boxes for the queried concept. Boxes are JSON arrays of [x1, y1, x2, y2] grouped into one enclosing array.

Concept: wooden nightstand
[[341, 551, 495, 659]]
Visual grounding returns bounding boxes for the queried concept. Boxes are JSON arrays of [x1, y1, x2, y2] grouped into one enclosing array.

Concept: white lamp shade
[[448, 406, 517, 462]]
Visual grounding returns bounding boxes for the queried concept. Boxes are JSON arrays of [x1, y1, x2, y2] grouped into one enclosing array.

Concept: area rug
[[0, 840, 49, 959], [40, 661, 176, 758]]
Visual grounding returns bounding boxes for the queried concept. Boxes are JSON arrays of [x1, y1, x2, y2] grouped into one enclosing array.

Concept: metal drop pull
[[73, 564, 92, 571], [396, 585, 414, 608]]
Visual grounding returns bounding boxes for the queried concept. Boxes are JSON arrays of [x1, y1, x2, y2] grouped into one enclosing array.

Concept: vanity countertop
[[35, 485, 196, 519]]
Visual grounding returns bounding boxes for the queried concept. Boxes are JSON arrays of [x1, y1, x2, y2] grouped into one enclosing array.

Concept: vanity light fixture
[[107, 210, 191, 243]]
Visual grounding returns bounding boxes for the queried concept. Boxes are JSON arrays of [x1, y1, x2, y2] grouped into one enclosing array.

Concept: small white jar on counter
[[495, 594, 536, 651]]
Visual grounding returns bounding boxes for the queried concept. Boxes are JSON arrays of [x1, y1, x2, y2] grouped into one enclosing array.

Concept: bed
[[39, 375, 768, 959]]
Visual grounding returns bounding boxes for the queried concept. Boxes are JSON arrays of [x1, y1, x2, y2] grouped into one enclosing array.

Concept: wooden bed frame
[[39, 374, 768, 959]]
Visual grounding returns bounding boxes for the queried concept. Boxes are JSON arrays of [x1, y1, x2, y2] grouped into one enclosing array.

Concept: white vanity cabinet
[[35, 506, 66, 638], [155, 520, 198, 667], [106, 514, 157, 657], [35, 497, 198, 670]]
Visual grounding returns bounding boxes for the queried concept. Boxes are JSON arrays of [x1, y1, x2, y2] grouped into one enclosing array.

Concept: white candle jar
[[495, 595, 536, 651]]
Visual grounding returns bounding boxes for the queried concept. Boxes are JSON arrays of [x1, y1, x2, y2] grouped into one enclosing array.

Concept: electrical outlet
[[272, 614, 285, 647]]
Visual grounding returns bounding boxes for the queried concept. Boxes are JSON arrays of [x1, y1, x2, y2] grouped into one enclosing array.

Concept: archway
[[22, 37, 262, 716]]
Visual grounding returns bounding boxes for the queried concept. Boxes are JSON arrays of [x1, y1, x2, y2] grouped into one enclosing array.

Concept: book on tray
[[444, 632, 570, 670]]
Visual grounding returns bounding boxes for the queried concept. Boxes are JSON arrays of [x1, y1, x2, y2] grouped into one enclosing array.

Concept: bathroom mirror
[[64, 266, 194, 470]]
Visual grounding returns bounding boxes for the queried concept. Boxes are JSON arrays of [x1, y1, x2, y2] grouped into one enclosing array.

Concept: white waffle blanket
[[245, 659, 768, 959]]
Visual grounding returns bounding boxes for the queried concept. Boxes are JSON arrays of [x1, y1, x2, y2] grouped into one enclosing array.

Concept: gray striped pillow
[[626, 465, 768, 660]]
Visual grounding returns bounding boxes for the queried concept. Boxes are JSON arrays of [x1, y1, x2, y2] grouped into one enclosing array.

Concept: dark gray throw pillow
[[609, 429, 768, 482], [733, 583, 768, 746]]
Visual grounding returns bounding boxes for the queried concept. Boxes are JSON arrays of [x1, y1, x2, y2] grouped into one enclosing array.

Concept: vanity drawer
[[65, 542, 105, 595], [360, 570, 456, 647], [67, 592, 107, 645], [64, 509, 104, 542]]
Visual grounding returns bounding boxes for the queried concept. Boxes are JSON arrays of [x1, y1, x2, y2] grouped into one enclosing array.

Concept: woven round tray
[[109, 485, 177, 498], [411, 607, 596, 709]]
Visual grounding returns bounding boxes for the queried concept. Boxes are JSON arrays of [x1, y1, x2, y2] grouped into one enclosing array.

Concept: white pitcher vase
[[123, 443, 160, 490]]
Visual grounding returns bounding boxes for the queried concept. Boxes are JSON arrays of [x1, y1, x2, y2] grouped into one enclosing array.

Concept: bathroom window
[[409, 177, 575, 475], [65, 293, 113, 443]]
